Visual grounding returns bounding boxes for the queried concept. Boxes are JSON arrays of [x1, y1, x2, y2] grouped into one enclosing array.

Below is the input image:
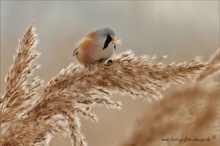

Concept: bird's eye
[[103, 35, 112, 50]]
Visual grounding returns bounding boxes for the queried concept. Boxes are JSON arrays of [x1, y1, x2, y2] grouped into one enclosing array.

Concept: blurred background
[[1, 1, 219, 146]]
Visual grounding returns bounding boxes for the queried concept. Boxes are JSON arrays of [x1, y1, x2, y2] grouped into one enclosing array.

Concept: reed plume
[[0, 24, 42, 124], [120, 49, 220, 146], [0, 24, 210, 146]]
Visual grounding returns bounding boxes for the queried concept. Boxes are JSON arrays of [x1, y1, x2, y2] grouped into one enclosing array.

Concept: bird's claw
[[106, 59, 113, 65]]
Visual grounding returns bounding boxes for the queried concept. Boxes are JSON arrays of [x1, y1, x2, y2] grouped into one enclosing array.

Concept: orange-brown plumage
[[86, 31, 96, 38], [79, 38, 93, 51]]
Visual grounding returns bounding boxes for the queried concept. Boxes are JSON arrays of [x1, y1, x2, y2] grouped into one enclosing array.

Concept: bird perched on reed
[[73, 27, 118, 67]]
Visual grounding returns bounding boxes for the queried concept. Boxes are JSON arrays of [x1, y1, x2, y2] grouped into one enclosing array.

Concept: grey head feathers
[[96, 27, 115, 38], [96, 27, 115, 50]]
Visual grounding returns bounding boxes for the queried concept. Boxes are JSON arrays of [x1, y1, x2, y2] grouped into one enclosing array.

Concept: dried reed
[[0, 24, 210, 146], [120, 49, 220, 146], [0, 24, 42, 124]]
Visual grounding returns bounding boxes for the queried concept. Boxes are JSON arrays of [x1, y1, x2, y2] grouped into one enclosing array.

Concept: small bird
[[72, 27, 118, 66]]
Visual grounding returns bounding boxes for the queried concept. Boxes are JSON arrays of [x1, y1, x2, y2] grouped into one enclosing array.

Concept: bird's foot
[[106, 59, 113, 65]]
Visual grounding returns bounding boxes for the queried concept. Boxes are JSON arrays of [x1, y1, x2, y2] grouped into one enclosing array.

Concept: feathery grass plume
[[0, 24, 44, 146], [119, 49, 220, 146], [26, 51, 206, 146], [0, 24, 208, 146], [40, 51, 205, 102], [0, 24, 41, 125], [196, 48, 220, 82]]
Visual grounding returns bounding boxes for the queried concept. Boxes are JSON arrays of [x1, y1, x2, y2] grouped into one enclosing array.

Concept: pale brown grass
[[0, 24, 214, 146], [120, 49, 220, 146]]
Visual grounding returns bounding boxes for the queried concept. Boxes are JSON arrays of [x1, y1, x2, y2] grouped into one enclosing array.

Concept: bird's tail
[[72, 48, 78, 56]]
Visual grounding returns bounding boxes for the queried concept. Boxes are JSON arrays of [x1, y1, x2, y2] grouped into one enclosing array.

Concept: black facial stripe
[[103, 35, 112, 50]]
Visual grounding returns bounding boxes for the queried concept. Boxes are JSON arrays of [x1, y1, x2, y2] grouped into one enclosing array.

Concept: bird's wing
[[73, 37, 94, 56], [79, 37, 94, 51]]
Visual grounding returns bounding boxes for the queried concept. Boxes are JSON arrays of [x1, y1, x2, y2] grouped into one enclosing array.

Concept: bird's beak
[[112, 37, 122, 45], [112, 37, 117, 43]]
